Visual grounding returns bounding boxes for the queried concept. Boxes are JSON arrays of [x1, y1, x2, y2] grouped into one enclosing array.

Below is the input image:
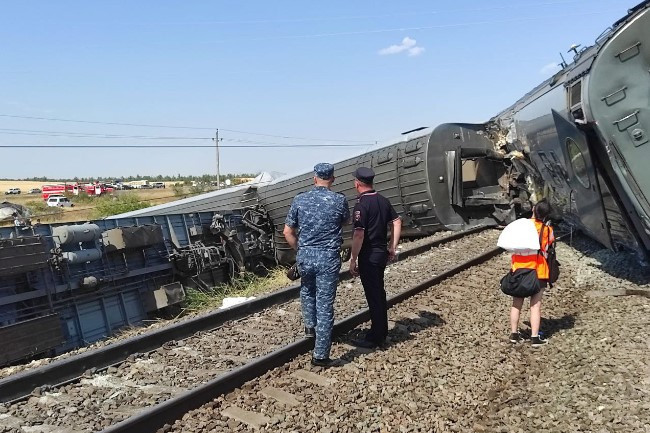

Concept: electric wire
[[131, 0, 595, 26], [0, 143, 369, 148], [0, 114, 374, 143], [220, 9, 618, 42], [0, 128, 374, 147]]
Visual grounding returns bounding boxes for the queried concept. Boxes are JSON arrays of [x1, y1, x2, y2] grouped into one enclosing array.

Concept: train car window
[[566, 138, 590, 188], [569, 82, 584, 120], [570, 82, 582, 107]]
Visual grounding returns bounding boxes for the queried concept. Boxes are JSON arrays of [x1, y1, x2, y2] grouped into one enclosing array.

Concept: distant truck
[[4, 188, 21, 195], [42, 184, 78, 200], [41, 183, 113, 200], [128, 180, 150, 189]]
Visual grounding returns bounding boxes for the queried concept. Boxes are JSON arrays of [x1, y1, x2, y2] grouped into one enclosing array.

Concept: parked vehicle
[[42, 184, 77, 200], [128, 180, 150, 189], [28, 188, 42, 194], [151, 182, 166, 189], [46, 196, 74, 207], [4, 188, 21, 195]]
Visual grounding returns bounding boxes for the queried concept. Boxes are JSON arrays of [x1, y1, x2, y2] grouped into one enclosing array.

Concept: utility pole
[[212, 129, 221, 190]]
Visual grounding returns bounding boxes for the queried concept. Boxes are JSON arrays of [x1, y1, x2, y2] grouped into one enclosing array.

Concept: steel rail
[[0, 225, 490, 403], [101, 245, 503, 433]]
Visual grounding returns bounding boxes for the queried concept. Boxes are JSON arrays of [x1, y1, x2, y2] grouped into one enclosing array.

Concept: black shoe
[[350, 338, 379, 349], [531, 335, 548, 347], [509, 332, 522, 343], [304, 327, 315, 338], [311, 357, 336, 367]]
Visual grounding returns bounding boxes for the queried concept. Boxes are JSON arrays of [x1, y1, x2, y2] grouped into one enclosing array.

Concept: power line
[[220, 9, 617, 42], [0, 128, 210, 140], [131, 0, 591, 26], [219, 129, 371, 143], [0, 114, 374, 143], [0, 113, 214, 130], [0, 128, 375, 146], [0, 143, 370, 148]]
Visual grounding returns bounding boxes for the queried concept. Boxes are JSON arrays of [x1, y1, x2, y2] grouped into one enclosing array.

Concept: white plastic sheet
[[497, 218, 540, 252], [220, 296, 256, 309]]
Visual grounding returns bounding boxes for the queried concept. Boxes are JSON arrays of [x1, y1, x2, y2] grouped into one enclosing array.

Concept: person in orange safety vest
[[509, 199, 555, 347]]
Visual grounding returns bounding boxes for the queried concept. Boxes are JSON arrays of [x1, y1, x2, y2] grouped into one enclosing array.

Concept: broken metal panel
[[102, 225, 165, 252], [142, 282, 185, 312]]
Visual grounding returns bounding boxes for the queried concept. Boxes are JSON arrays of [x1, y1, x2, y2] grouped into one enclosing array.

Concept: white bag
[[497, 218, 540, 252]]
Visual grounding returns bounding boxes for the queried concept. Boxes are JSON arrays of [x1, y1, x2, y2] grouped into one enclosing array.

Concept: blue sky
[[0, 0, 631, 179]]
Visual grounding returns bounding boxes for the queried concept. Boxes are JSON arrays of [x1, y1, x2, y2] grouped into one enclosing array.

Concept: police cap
[[314, 162, 335, 180], [354, 166, 375, 184]]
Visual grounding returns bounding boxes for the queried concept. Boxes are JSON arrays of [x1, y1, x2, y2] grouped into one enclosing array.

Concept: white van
[[46, 196, 74, 207]]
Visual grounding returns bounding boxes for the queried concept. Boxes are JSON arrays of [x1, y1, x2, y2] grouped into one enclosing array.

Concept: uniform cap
[[314, 162, 335, 180], [354, 166, 375, 184]]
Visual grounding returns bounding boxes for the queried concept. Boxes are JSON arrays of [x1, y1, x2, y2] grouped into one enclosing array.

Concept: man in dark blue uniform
[[349, 167, 401, 349], [283, 163, 350, 367]]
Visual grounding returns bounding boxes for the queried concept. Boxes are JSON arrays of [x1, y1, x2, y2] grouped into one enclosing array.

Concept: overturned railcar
[[260, 129, 515, 264], [485, 0, 650, 254], [0, 210, 275, 366]]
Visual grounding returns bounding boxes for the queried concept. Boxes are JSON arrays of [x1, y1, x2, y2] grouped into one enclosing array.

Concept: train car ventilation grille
[[403, 156, 423, 168], [377, 152, 394, 164], [404, 142, 423, 154]]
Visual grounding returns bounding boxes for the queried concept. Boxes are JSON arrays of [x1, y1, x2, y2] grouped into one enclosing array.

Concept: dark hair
[[534, 199, 551, 222]]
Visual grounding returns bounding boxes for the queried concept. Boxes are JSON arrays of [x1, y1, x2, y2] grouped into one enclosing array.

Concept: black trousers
[[358, 258, 388, 344]]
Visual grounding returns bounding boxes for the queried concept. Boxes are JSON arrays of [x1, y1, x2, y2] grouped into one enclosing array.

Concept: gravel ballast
[[161, 236, 650, 433], [1, 230, 500, 432]]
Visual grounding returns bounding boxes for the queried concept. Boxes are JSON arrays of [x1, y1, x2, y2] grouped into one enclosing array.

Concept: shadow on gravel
[[562, 235, 650, 285], [522, 313, 576, 339], [338, 311, 445, 364]]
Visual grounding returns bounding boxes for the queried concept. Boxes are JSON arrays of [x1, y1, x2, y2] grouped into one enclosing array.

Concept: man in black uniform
[[348, 167, 402, 348]]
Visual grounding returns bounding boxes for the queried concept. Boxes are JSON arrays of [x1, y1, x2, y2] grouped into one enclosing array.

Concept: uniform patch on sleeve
[[354, 210, 361, 222]]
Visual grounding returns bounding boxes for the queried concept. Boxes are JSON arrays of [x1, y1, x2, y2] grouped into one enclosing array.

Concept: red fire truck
[[41, 183, 114, 200]]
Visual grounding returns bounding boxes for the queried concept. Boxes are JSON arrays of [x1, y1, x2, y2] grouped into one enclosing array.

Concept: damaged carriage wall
[[0, 209, 275, 366]]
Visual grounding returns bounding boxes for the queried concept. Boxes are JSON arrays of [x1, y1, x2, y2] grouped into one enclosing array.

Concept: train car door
[[552, 110, 613, 248]]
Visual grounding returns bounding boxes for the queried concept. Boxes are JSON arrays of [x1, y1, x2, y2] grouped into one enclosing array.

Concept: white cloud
[[407, 46, 425, 57], [379, 37, 424, 57], [540, 62, 561, 75]]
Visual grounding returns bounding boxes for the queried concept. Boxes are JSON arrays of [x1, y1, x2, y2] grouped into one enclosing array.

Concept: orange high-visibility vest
[[511, 219, 555, 280]]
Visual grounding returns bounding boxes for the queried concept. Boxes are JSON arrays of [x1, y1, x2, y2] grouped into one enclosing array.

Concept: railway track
[[0, 227, 500, 433], [154, 236, 650, 433]]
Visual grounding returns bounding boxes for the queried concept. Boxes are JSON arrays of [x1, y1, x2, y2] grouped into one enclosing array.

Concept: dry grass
[[183, 268, 292, 313]]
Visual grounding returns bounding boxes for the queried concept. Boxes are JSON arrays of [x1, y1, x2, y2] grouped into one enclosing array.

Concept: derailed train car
[[485, 0, 650, 254], [0, 211, 276, 366]]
